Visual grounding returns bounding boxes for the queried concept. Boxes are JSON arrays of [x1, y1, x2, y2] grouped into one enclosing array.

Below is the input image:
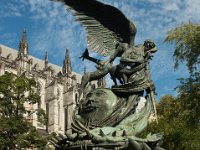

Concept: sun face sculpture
[[72, 88, 118, 132], [78, 89, 118, 122]]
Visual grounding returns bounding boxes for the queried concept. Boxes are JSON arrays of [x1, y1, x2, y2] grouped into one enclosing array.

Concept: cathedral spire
[[45, 51, 48, 69], [97, 77, 106, 88], [62, 48, 72, 74], [0, 46, 2, 56], [22, 29, 27, 43], [84, 66, 86, 73], [18, 29, 29, 57], [0, 46, 2, 64]]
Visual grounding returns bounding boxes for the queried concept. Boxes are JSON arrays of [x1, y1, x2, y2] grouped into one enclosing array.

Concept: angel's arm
[[120, 56, 143, 64], [80, 49, 101, 65], [108, 43, 126, 63]]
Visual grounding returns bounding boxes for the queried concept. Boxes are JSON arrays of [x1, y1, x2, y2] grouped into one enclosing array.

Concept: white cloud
[[163, 3, 180, 11], [0, 1, 22, 17], [0, 0, 199, 95]]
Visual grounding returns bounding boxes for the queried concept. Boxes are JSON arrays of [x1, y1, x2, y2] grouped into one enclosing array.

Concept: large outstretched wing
[[54, 0, 136, 56]]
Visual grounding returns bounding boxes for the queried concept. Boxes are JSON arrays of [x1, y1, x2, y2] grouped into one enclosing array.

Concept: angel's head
[[143, 39, 157, 53]]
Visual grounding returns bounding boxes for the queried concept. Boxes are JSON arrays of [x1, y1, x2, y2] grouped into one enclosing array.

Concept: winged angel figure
[[51, 0, 164, 149], [55, 0, 138, 89]]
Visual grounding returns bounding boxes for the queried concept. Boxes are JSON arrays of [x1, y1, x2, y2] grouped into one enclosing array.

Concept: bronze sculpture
[[51, 0, 164, 149]]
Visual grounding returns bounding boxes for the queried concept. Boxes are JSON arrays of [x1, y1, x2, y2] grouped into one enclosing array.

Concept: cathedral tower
[[18, 29, 29, 58], [45, 51, 48, 69], [17, 29, 29, 75], [62, 48, 72, 75]]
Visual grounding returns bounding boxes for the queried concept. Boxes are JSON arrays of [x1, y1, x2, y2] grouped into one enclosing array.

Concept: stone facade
[[0, 30, 103, 134]]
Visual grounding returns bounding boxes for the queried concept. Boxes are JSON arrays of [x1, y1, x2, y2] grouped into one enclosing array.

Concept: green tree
[[140, 23, 200, 150], [0, 73, 49, 149], [165, 23, 200, 126], [164, 23, 200, 73], [141, 95, 200, 150]]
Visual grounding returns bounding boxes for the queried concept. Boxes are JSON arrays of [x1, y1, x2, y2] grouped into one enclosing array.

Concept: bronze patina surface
[[51, 0, 164, 149]]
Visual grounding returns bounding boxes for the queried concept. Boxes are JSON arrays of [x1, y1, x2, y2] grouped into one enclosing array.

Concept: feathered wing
[[55, 0, 136, 56]]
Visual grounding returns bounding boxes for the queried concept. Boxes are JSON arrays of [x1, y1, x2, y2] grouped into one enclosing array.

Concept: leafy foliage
[[141, 95, 200, 150], [0, 73, 50, 149], [165, 23, 200, 73], [141, 23, 200, 150], [165, 23, 200, 126]]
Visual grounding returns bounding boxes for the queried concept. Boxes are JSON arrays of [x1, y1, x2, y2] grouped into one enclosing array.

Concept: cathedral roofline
[[0, 44, 81, 83]]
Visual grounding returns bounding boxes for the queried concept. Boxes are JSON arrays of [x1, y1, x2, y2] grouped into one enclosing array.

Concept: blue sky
[[0, 0, 200, 99]]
